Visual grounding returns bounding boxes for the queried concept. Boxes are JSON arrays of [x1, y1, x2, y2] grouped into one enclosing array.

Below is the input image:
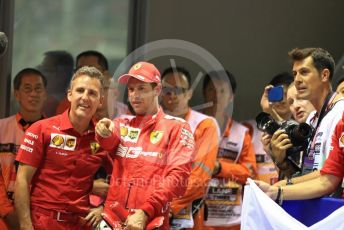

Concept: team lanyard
[[306, 92, 336, 157]]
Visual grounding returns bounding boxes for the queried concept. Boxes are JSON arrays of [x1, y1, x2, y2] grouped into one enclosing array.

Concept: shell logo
[[52, 135, 64, 146]]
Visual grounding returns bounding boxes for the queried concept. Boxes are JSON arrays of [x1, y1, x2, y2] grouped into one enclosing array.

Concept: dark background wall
[[143, 0, 344, 121]]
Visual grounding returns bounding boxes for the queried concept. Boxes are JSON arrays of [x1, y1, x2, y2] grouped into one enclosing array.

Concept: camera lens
[[255, 112, 280, 135], [289, 123, 312, 145]]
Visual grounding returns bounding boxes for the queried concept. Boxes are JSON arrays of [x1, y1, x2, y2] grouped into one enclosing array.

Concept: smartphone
[[268, 85, 284, 102]]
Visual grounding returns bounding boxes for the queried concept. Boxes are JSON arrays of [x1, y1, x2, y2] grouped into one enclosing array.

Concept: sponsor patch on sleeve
[[20, 144, 33, 153], [180, 128, 195, 149], [26, 132, 38, 139]]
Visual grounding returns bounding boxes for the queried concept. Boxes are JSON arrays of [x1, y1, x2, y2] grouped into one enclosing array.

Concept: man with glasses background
[[160, 67, 219, 230], [0, 68, 47, 230]]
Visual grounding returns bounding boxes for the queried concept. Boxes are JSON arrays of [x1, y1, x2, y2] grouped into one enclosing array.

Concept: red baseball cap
[[118, 62, 161, 84]]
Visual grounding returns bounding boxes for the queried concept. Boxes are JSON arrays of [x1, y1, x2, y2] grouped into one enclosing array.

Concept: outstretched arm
[[14, 163, 37, 230], [256, 173, 341, 200], [95, 118, 118, 150]]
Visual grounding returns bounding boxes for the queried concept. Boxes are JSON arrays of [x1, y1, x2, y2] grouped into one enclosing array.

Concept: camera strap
[[310, 91, 336, 138], [302, 91, 336, 172]]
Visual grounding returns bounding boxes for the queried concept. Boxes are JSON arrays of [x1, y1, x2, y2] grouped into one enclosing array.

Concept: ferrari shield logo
[[66, 138, 76, 148], [150, 131, 163, 144], [133, 63, 142, 70], [90, 141, 100, 154], [340, 132, 344, 148]]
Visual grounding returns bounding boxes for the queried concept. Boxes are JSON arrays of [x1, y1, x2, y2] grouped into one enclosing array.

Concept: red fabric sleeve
[[139, 122, 194, 219], [321, 118, 344, 179], [16, 123, 45, 168], [101, 151, 114, 175]]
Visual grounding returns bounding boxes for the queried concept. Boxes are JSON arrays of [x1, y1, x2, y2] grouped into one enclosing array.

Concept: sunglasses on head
[[162, 86, 188, 95]]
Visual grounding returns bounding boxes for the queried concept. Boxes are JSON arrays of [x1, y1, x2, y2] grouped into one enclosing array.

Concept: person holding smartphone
[[259, 72, 294, 155], [259, 72, 300, 179], [260, 72, 294, 122]]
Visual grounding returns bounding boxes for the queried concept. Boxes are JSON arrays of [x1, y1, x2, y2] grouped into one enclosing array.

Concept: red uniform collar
[[130, 107, 164, 127], [59, 110, 75, 131], [59, 109, 96, 134]]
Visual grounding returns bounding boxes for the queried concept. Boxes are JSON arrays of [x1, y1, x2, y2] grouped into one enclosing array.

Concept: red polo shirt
[[16, 110, 111, 214]]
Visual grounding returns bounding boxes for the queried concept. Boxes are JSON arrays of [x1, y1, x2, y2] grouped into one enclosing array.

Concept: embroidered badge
[[128, 130, 139, 140], [50, 133, 77, 151], [339, 132, 344, 148], [119, 124, 141, 143], [90, 141, 100, 154], [66, 138, 76, 148], [180, 128, 194, 149], [149, 131, 163, 144], [133, 63, 142, 70], [52, 135, 64, 146], [120, 126, 128, 137]]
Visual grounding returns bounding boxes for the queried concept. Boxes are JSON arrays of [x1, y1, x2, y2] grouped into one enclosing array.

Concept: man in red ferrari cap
[[95, 61, 195, 230]]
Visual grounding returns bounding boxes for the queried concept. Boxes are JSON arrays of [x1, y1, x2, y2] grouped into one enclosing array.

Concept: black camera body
[[256, 112, 312, 148]]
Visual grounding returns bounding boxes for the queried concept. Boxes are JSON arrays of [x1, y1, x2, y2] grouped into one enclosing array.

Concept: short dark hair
[[69, 66, 105, 93], [76, 50, 109, 71], [43, 50, 74, 71], [288, 48, 335, 80], [37, 50, 74, 88], [269, 72, 294, 87], [13, 68, 47, 90], [202, 70, 237, 95], [161, 66, 192, 89]]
